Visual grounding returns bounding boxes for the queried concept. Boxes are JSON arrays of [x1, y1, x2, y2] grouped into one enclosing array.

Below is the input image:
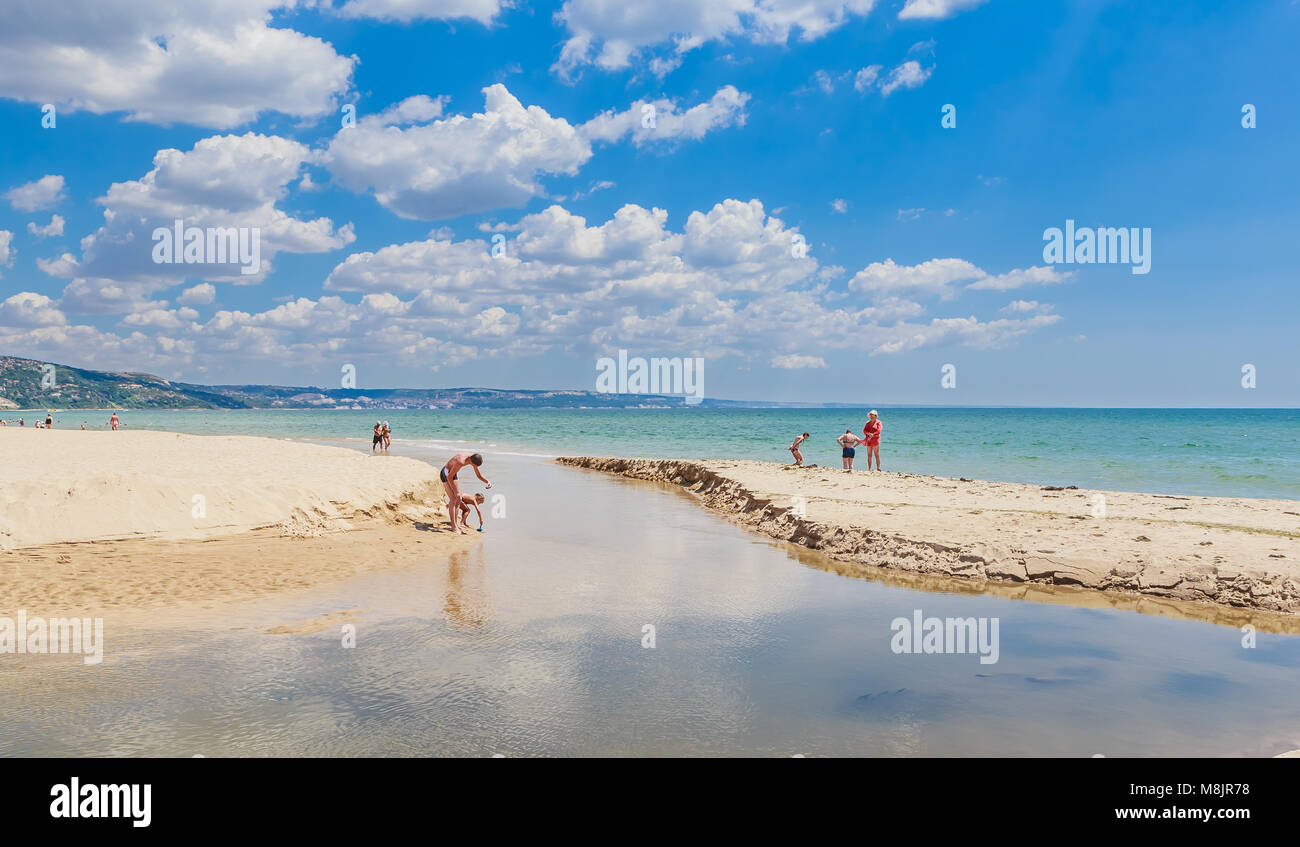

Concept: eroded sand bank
[[558, 457, 1300, 616]]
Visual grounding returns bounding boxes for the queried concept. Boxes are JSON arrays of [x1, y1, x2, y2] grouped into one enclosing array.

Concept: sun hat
[[868, 410, 878, 416]]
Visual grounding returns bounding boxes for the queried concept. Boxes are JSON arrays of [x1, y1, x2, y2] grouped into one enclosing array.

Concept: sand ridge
[[557, 457, 1300, 615], [0, 428, 447, 550]]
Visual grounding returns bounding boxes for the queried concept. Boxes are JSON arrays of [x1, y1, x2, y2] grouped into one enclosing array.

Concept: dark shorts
[[440, 466, 450, 483], [842, 447, 855, 458], [373, 435, 382, 445]]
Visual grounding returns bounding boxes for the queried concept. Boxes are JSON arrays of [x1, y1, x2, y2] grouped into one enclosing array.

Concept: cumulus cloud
[[0, 292, 65, 328], [853, 65, 882, 92], [580, 86, 750, 146], [176, 283, 217, 306], [879, 60, 932, 96], [324, 86, 591, 220], [27, 215, 65, 238], [326, 85, 746, 221], [0, 1, 356, 128], [44, 133, 354, 313], [851, 258, 1069, 300], [898, 0, 989, 20], [0, 231, 12, 272], [554, 0, 878, 77], [336, 0, 508, 24], [5, 175, 65, 212]]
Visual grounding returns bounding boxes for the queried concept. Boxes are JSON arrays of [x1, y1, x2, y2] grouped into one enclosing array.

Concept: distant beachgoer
[[45, 413, 53, 428], [837, 429, 861, 471], [18, 418, 24, 427], [109, 413, 119, 431], [81, 422, 86, 430], [862, 410, 883, 471], [372, 420, 383, 453], [789, 432, 809, 466], [382, 421, 392, 451], [440, 453, 491, 534], [458, 492, 486, 532]]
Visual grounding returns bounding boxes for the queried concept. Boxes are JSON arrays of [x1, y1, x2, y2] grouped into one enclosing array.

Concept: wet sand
[[557, 457, 1300, 617]]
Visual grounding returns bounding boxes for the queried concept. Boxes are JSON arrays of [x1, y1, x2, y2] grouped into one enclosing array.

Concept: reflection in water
[[443, 549, 487, 630], [1, 452, 1298, 757]]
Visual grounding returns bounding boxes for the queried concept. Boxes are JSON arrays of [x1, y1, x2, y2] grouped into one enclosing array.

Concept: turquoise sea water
[[41, 406, 1300, 499]]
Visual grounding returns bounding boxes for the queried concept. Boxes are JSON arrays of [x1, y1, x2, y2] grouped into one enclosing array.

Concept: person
[[109, 412, 119, 431], [18, 418, 24, 426], [862, 410, 883, 471], [381, 421, 392, 451], [458, 492, 486, 532], [45, 412, 53, 428], [440, 452, 491, 534], [789, 432, 809, 466], [371, 420, 383, 453], [81, 422, 86, 430], [837, 429, 861, 471]]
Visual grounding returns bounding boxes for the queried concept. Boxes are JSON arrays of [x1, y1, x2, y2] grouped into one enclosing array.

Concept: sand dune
[[558, 457, 1300, 615], [0, 429, 444, 550]]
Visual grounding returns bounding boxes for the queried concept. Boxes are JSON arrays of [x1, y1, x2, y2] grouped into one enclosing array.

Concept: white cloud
[[968, 266, 1072, 291], [580, 86, 750, 145], [851, 258, 1069, 299], [899, 0, 989, 21], [897, 207, 924, 221], [879, 60, 932, 96], [0, 231, 12, 272], [324, 85, 591, 220], [27, 214, 65, 238], [1000, 299, 1052, 315], [0, 1, 356, 128], [45, 133, 354, 313], [771, 354, 827, 369], [0, 292, 65, 328], [554, 0, 878, 77], [853, 65, 882, 92], [177, 283, 217, 306], [336, 0, 508, 24], [831, 198, 848, 213], [5, 175, 65, 212]]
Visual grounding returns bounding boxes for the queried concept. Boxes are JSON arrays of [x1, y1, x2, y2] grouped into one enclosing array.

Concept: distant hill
[[0, 355, 794, 410]]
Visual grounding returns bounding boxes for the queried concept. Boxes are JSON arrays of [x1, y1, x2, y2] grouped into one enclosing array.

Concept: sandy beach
[[0, 428, 474, 612], [558, 457, 1300, 616]]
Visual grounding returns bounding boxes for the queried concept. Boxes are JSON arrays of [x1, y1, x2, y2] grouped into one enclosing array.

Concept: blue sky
[[0, 0, 1296, 406]]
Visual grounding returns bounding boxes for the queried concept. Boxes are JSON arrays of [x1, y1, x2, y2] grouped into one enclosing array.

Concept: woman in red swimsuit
[[862, 410, 883, 471]]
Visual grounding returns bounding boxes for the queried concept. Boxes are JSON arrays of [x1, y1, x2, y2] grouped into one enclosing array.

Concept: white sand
[[0, 428, 443, 550]]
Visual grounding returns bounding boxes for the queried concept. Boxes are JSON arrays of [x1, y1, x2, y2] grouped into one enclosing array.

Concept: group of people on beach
[[371, 420, 392, 453], [0, 412, 121, 430], [789, 410, 883, 472]]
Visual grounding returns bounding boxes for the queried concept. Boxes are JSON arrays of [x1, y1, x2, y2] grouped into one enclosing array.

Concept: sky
[[0, 0, 1296, 406]]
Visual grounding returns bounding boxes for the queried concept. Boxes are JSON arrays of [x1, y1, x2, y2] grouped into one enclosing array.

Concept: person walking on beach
[[441, 452, 491, 534], [837, 429, 862, 471], [109, 412, 119, 431], [372, 420, 383, 453], [789, 432, 810, 466], [382, 421, 392, 452], [862, 410, 883, 471]]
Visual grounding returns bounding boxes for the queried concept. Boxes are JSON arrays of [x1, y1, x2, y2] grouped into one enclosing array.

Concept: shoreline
[[557, 457, 1300, 618]]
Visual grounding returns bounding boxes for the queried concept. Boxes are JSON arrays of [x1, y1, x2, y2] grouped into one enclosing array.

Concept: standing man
[[862, 410, 883, 471], [372, 420, 383, 453], [441, 452, 491, 534], [789, 432, 810, 466], [109, 412, 119, 430]]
